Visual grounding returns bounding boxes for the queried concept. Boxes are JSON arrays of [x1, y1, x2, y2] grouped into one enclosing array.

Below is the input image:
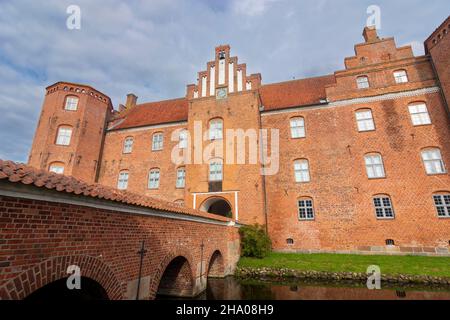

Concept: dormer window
[[64, 96, 79, 111], [393, 70, 408, 84], [357, 76, 370, 89]]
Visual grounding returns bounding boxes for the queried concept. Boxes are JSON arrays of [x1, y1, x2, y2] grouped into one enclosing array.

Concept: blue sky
[[0, 0, 448, 162]]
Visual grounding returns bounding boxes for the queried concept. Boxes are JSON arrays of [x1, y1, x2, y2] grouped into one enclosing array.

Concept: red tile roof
[[0, 160, 230, 222], [259, 75, 336, 110], [112, 97, 188, 130]]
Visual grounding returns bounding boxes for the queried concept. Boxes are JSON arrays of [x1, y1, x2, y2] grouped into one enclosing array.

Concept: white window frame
[[123, 137, 133, 154], [408, 103, 431, 126], [176, 167, 186, 188], [209, 161, 223, 181], [49, 163, 64, 174], [152, 132, 163, 151], [364, 154, 385, 179], [117, 171, 129, 190], [433, 194, 450, 218], [56, 127, 72, 145], [298, 198, 315, 220], [355, 109, 375, 132], [373, 195, 395, 219], [64, 96, 79, 111], [179, 130, 188, 149], [209, 119, 223, 140], [356, 76, 370, 89], [294, 159, 310, 183], [421, 148, 446, 175], [393, 70, 408, 84], [290, 117, 305, 138], [148, 169, 160, 189]]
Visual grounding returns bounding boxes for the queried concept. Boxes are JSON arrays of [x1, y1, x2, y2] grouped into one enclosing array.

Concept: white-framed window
[[209, 161, 223, 181], [290, 117, 305, 138], [49, 163, 64, 174], [408, 103, 431, 126], [64, 96, 79, 111], [298, 198, 314, 220], [294, 159, 310, 183], [355, 109, 375, 132], [179, 130, 188, 149], [393, 70, 408, 84], [421, 148, 446, 174], [176, 167, 186, 188], [123, 137, 133, 154], [433, 193, 450, 218], [356, 76, 370, 89], [148, 169, 160, 189], [364, 153, 385, 178], [152, 132, 163, 151], [209, 119, 223, 140], [117, 171, 129, 190], [56, 126, 73, 145], [373, 195, 395, 219]]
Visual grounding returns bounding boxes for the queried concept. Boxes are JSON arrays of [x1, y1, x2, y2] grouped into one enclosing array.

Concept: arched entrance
[[157, 256, 194, 298], [199, 197, 233, 218], [24, 277, 109, 301]]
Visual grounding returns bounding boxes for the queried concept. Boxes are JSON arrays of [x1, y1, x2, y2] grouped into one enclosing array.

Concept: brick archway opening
[[156, 256, 194, 298], [207, 250, 225, 278], [24, 276, 109, 301], [200, 197, 232, 218]]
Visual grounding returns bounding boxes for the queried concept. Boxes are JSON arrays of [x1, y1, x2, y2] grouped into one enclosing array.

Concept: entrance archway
[[199, 197, 233, 218]]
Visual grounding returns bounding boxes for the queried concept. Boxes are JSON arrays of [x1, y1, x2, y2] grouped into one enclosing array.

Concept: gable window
[[364, 153, 385, 178], [290, 117, 305, 138], [64, 96, 79, 111], [117, 171, 129, 190], [409, 103, 431, 126], [355, 109, 375, 132], [176, 167, 186, 188], [356, 76, 370, 89], [152, 132, 163, 151], [294, 159, 310, 183], [56, 126, 73, 145], [421, 148, 446, 174], [393, 70, 408, 84], [433, 193, 450, 218], [148, 169, 160, 189], [179, 130, 188, 149], [373, 195, 395, 219], [209, 161, 223, 181], [49, 162, 64, 174], [298, 198, 315, 220], [209, 119, 223, 140], [123, 137, 133, 154]]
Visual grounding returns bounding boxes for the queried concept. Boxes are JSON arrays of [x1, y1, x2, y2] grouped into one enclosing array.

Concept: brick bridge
[[0, 160, 240, 300]]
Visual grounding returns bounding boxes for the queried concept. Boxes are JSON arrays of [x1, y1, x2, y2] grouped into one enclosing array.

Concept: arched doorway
[[157, 256, 194, 298], [24, 277, 109, 301], [199, 197, 233, 218]]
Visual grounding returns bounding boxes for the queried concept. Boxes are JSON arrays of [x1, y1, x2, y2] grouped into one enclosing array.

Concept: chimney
[[125, 93, 137, 110], [363, 26, 379, 43]]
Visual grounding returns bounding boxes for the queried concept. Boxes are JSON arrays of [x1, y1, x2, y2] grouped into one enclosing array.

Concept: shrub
[[239, 224, 272, 258]]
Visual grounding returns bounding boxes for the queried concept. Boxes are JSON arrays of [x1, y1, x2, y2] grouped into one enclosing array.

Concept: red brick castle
[[28, 19, 450, 255]]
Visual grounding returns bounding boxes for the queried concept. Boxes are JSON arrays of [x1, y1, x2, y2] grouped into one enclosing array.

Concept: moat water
[[165, 277, 450, 300]]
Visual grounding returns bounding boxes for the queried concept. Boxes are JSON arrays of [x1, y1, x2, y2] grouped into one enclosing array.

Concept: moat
[[159, 277, 450, 300]]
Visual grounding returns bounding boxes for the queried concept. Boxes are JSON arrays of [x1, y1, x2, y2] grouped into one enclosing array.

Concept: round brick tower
[[28, 81, 113, 183]]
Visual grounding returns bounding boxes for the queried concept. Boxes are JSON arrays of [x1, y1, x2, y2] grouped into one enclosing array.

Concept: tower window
[[117, 171, 129, 190], [373, 195, 395, 219], [294, 159, 310, 183], [298, 198, 314, 220], [176, 167, 186, 188], [355, 109, 375, 132], [290, 117, 305, 138], [433, 193, 450, 218], [49, 162, 64, 174], [393, 70, 408, 84], [209, 161, 223, 181], [123, 137, 133, 154], [409, 103, 431, 126], [364, 153, 385, 179], [356, 76, 370, 89], [218, 50, 226, 60], [179, 130, 188, 149], [148, 169, 160, 189], [421, 148, 446, 174], [152, 132, 163, 151], [56, 126, 73, 146], [64, 96, 79, 111], [209, 119, 223, 140]]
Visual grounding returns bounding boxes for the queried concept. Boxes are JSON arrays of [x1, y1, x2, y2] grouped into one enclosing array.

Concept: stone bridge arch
[[0, 255, 123, 300], [207, 250, 225, 278]]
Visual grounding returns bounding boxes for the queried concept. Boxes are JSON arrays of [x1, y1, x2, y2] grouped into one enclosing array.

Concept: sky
[[0, 0, 448, 163]]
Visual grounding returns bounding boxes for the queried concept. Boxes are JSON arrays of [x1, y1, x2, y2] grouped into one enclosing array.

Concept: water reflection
[[194, 277, 450, 300]]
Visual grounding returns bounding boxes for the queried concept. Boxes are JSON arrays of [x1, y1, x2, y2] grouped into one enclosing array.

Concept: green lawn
[[238, 252, 450, 277]]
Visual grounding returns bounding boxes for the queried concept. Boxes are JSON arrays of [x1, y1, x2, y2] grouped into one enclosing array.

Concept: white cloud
[[232, 0, 278, 16]]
